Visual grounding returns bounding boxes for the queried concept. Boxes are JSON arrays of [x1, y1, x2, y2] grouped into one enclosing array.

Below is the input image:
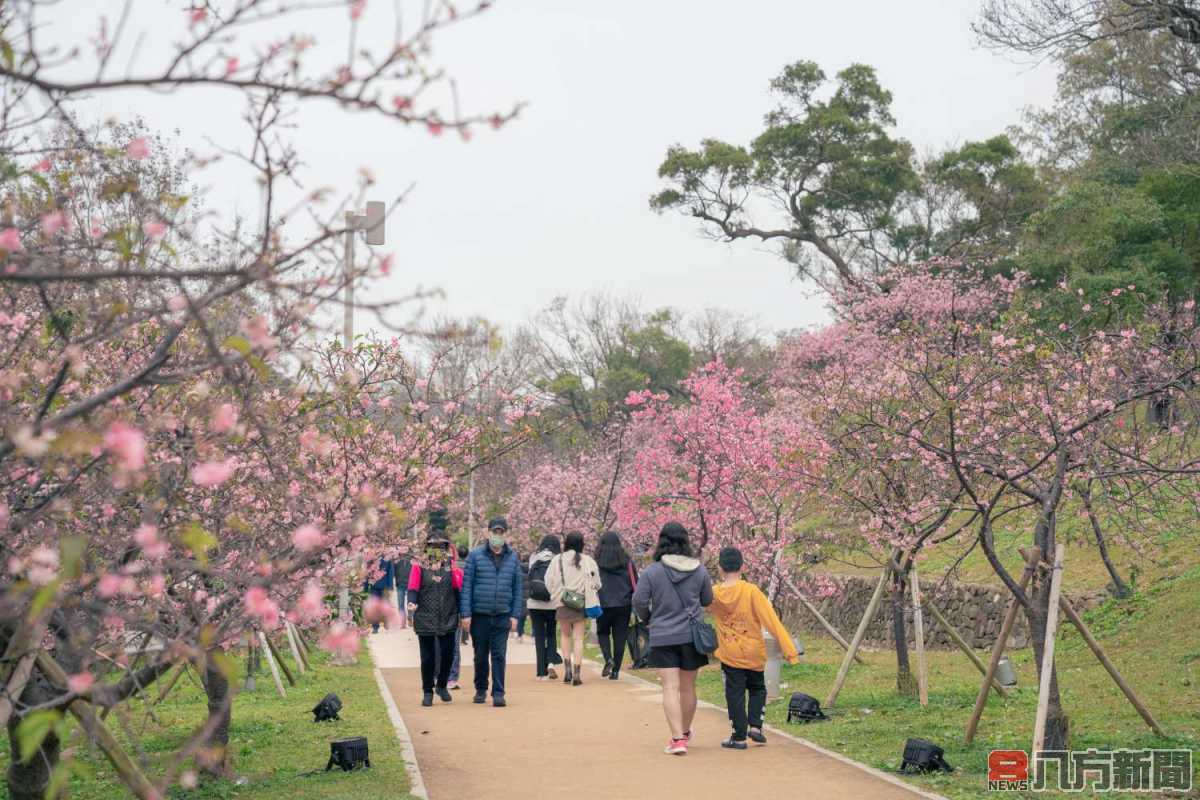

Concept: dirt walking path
[[370, 628, 940, 800]]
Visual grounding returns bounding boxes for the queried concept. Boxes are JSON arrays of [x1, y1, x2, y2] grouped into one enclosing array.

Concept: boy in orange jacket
[[709, 546, 800, 749]]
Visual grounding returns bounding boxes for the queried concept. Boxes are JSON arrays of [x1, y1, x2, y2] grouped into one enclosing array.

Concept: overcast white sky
[[53, 1, 1058, 338]]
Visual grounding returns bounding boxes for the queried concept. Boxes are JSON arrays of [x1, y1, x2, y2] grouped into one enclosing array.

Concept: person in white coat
[[546, 531, 601, 686]]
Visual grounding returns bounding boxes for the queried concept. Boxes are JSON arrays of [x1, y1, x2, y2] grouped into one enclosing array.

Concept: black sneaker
[[609, 670, 620, 681], [473, 692, 486, 704], [747, 728, 767, 744], [436, 688, 452, 703], [422, 692, 433, 707], [601, 661, 612, 678], [721, 738, 748, 750], [493, 697, 507, 708]]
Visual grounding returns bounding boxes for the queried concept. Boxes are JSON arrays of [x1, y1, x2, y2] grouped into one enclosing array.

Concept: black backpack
[[900, 738, 954, 773], [528, 558, 552, 602], [786, 692, 828, 724]]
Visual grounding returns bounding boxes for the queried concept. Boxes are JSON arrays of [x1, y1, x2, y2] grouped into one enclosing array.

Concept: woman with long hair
[[632, 522, 713, 755], [595, 530, 637, 680], [526, 534, 563, 680], [546, 531, 601, 686]]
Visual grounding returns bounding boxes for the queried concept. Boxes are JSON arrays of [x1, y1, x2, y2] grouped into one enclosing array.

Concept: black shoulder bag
[[666, 573, 717, 654]]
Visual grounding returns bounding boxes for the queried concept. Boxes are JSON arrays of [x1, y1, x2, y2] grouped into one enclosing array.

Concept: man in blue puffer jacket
[[460, 517, 522, 707]]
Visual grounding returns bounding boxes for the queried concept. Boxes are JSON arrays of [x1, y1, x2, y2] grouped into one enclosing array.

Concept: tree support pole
[[262, 632, 295, 686], [1032, 543, 1065, 756], [1059, 595, 1166, 738], [924, 597, 1009, 698], [825, 560, 890, 708], [786, 576, 866, 665], [910, 563, 928, 707], [965, 546, 1039, 744], [258, 632, 287, 698], [284, 623, 307, 674], [36, 652, 157, 800]]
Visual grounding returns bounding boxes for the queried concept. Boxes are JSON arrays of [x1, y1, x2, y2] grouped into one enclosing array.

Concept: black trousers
[[470, 614, 510, 697], [596, 606, 631, 673], [722, 664, 767, 741], [418, 631, 457, 692], [529, 608, 559, 677]]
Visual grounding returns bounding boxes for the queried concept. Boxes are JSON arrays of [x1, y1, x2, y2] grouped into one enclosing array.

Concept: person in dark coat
[[460, 517, 522, 707], [595, 530, 638, 680], [364, 558, 395, 633], [406, 524, 462, 707]]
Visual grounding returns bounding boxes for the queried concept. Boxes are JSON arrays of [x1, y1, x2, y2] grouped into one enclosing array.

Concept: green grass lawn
[[0, 647, 413, 799], [622, 564, 1200, 799]]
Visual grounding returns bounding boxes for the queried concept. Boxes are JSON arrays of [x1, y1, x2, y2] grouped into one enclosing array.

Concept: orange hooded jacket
[[709, 579, 800, 671]]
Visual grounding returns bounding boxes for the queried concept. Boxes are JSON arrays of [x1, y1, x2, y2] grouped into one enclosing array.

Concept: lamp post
[[337, 201, 386, 624]]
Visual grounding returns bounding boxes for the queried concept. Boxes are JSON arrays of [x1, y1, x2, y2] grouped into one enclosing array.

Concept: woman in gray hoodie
[[632, 521, 713, 756]]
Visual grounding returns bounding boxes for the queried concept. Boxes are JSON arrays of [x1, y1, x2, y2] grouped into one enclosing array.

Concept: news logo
[[988, 748, 1193, 792]]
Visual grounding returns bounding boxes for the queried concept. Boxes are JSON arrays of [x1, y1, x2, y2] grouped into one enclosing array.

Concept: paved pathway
[[370, 627, 941, 800]]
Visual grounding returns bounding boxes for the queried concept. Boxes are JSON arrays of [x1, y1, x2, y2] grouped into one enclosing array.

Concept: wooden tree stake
[[1059, 595, 1166, 738], [1032, 543, 1065, 756], [287, 621, 311, 670], [258, 631, 287, 698], [36, 652, 158, 799], [910, 563, 928, 707], [284, 623, 307, 674], [786, 576, 867, 665], [965, 546, 1039, 744], [924, 598, 1009, 698], [262, 631, 296, 686], [825, 560, 890, 708]]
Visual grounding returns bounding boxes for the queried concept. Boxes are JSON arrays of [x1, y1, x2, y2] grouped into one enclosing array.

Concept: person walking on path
[[460, 517, 522, 707], [546, 531, 601, 686], [527, 534, 563, 680], [516, 552, 530, 643], [633, 521, 713, 756], [444, 543, 469, 690], [595, 530, 638, 680], [406, 528, 463, 707], [709, 546, 800, 749], [364, 557, 395, 634]]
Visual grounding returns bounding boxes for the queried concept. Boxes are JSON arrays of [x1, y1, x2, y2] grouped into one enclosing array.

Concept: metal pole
[[467, 471, 476, 550], [338, 214, 355, 622]]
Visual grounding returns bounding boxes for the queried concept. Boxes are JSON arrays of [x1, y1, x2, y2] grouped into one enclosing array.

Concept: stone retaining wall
[[779, 574, 1105, 651]]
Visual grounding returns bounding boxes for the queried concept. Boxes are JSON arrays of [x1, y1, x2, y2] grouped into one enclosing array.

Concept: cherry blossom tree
[[0, 1, 525, 795], [615, 361, 827, 601], [780, 262, 1200, 745]]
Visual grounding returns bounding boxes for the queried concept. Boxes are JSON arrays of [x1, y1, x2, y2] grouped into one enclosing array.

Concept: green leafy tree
[[650, 61, 917, 291]]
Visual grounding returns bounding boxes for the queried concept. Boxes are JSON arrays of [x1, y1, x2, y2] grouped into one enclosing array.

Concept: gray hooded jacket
[[632, 555, 714, 648]]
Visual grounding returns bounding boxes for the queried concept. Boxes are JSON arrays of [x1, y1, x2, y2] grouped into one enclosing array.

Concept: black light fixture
[[786, 692, 829, 724], [311, 692, 342, 722], [900, 738, 954, 773], [326, 737, 370, 771]]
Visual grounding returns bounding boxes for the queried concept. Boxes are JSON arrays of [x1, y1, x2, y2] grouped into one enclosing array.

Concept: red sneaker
[[664, 737, 688, 756]]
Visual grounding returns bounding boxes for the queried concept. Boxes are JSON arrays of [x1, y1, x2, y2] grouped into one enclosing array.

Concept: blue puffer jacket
[[461, 544, 522, 619]]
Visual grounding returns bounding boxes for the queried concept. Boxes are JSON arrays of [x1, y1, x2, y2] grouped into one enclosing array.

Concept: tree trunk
[[200, 650, 233, 777], [1029, 513, 1069, 750], [891, 573, 917, 698], [5, 674, 61, 800]]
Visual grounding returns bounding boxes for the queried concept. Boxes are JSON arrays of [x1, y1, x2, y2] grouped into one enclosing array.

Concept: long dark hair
[[652, 521, 692, 562], [538, 534, 561, 555], [563, 531, 584, 568], [595, 530, 629, 571]]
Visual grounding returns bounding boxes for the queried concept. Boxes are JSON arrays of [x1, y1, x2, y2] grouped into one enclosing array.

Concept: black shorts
[[648, 642, 709, 671]]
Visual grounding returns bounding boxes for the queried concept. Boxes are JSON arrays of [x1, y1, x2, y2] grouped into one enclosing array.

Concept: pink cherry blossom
[[125, 137, 150, 160], [67, 673, 95, 695], [168, 294, 188, 311], [243, 586, 281, 629], [319, 622, 360, 658], [291, 523, 325, 551], [191, 459, 236, 487], [224, 57, 239, 77], [40, 211, 66, 237], [104, 421, 147, 471], [0, 228, 22, 252], [32, 158, 51, 172], [350, 0, 367, 20], [210, 403, 238, 433], [143, 220, 167, 239]]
